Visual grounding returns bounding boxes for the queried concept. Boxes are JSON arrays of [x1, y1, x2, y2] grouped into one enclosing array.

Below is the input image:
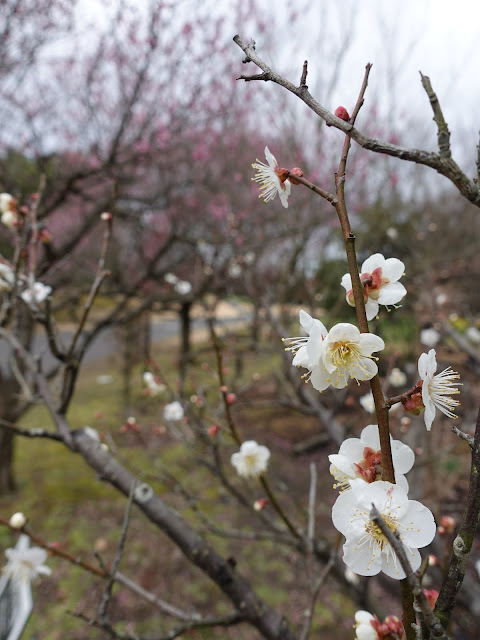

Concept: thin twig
[[435, 405, 480, 629]]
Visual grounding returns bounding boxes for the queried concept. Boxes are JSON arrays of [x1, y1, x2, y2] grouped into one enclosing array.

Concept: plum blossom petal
[[418, 349, 461, 430], [231, 440, 270, 478], [332, 481, 435, 579]]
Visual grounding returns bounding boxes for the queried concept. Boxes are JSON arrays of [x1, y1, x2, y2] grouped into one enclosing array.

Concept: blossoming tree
[[1, 6, 480, 640]]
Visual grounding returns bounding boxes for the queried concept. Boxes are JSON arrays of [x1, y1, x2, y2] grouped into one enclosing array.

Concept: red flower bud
[[254, 498, 268, 511], [289, 167, 304, 185], [226, 393, 236, 405], [208, 425, 219, 437], [402, 391, 425, 416], [334, 106, 350, 121]]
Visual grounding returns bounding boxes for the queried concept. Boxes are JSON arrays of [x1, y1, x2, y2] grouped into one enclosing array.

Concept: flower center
[[365, 512, 397, 550], [354, 447, 383, 483], [244, 453, 258, 468]]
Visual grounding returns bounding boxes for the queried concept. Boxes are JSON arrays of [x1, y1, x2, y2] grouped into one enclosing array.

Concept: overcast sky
[[230, 0, 480, 163]]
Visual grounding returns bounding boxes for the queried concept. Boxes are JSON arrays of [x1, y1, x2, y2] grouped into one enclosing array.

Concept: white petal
[[391, 440, 415, 474], [356, 623, 378, 640], [343, 536, 381, 576], [328, 322, 360, 343], [381, 547, 408, 579], [361, 253, 385, 274], [365, 297, 379, 321], [418, 349, 437, 379], [292, 346, 310, 368], [377, 281, 407, 305], [381, 257, 405, 282], [310, 364, 331, 391], [358, 333, 385, 355], [350, 358, 378, 381], [394, 473, 409, 493], [298, 309, 315, 332], [264, 146, 277, 170], [359, 424, 381, 449], [340, 273, 352, 292], [400, 500, 436, 547], [355, 611, 375, 625], [338, 438, 368, 460]]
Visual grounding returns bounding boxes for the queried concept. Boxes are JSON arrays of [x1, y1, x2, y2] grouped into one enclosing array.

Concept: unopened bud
[[101, 211, 112, 221], [226, 393, 236, 405], [423, 589, 439, 609], [439, 515, 456, 534], [428, 554, 440, 566], [208, 425, 219, 437], [9, 512, 27, 529], [253, 498, 268, 511], [289, 167, 304, 185], [334, 106, 350, 121], [402, 391, 425, 416]]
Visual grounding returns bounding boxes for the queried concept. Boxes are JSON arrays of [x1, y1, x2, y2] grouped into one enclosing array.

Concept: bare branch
[[233, 35, 480, 208], [420, 72, 451, 159]]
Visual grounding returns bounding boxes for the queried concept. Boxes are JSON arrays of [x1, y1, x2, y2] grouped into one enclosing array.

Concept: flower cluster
[[284, 310, 384, 391]]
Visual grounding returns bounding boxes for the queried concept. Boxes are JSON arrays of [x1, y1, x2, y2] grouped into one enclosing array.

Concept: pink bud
[[423, 589, 439, 609], [226, 393, 236, 405], [334, 106, 350, 121], [276, 167, 290, 184], [253, 498, 268, 511], [402, 391, 425, 416], [439, 515, 456, 534], [208, 425, 219, 437], [289, 167, 304, 185], [101, 211, 112, 221]]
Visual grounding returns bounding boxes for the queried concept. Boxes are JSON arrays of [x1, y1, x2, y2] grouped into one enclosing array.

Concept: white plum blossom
[[0, 263, 14, 291], [341, 254, 406, 321], [251, 146, 291, 208], [143, 372, 165, 396], [329, 424, 414, 493], [332, 481, 436, 579], [420, 327, 441, 348], [1, 210, 17, 229], [0, 193, 15, 214], [231, 440, 270, 478], [174, 280, 192, 295], [466, 326, 480, 344], [418, 349, 461, 431], [354, 611, 377, 640], [163, 401, 184, 422], [21, 282, 52, 305], [284, 313, 384, 392], [4, 546, 51, 583], [319, 323, 384, 390], [283, 309, 328, 375], [388, 367, 407, 388]]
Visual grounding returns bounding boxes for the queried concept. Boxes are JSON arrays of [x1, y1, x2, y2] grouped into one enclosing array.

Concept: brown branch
[[299, 60, 308, 88], [420, 72, 451, 159], [233, 35, 480, 208], [435, 405, 480, 629]]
